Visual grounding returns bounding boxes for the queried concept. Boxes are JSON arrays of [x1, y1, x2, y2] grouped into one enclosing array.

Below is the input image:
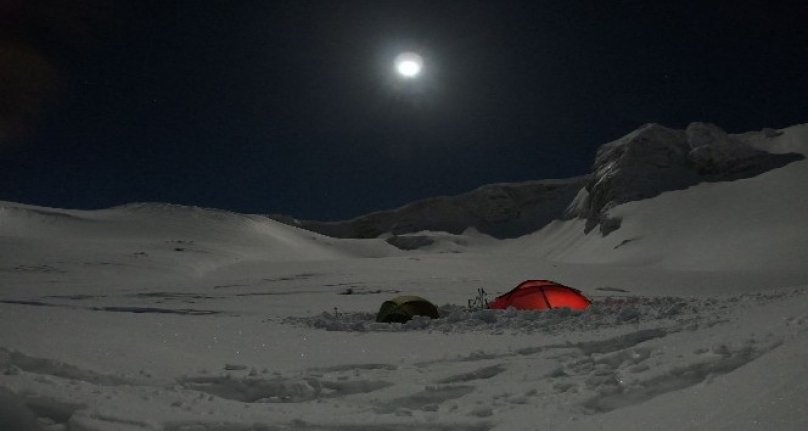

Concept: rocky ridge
[[277, 178, 588, 241], [566, 122, 802, 234], [274, 122, 803, 243]]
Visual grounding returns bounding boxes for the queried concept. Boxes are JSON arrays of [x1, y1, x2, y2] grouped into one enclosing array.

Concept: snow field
[[1, 251, 806, 430], [1, 123, 807, 429]]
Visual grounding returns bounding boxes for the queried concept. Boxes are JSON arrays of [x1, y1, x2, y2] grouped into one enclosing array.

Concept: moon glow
[[395, 52, 423, 78]]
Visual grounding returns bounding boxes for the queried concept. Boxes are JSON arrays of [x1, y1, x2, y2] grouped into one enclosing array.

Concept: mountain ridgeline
[[276, 178, 588, 240], [274, 122, 804, 243]]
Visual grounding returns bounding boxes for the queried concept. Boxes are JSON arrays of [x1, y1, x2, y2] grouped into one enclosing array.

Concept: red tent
[[488, 280, 591, 311]]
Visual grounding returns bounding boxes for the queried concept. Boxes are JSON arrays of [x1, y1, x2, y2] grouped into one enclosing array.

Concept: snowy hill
[[565, 122, 803, 234], [0, 201, 399, 281], [510, 123, 808, 273]]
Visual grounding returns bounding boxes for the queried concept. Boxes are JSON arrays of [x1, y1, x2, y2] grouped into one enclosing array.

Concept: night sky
[[2, 1, 807, 220]]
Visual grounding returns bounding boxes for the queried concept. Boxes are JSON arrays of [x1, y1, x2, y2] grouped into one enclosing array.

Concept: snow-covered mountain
[[278, 177, 588, 240], [280, 122, 803, 247], [565, 122, 803, 235], [509, 122, 808, 273]]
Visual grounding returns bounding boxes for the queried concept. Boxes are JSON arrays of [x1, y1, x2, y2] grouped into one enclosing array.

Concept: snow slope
[[509, 123, 808, 274], [1, 123, 807, 431], [1, 202, 398, 284], [563, 122, 803, 235]]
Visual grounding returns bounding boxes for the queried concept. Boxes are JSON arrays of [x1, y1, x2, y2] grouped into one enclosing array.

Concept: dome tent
[[376, 295, 440, 323], [488, 280, 591, 311]]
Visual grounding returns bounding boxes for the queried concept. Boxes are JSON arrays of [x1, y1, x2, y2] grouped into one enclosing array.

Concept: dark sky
[[2, 0, 807, 220]]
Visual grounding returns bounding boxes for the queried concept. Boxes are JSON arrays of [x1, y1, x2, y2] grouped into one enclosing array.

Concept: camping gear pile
[[376, 280, 591, 323], [375, 296, 440, 323]]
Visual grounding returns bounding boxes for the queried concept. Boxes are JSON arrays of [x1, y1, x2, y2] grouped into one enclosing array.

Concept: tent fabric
[[376, 295, 440, 323], [488, 280, 591, 311]]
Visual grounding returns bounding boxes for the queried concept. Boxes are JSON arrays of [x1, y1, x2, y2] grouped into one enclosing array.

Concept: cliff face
[[565, 123, 803, 234]]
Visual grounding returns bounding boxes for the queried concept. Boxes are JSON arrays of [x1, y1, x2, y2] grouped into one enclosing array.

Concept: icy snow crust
[[2, 123, 808, 430]]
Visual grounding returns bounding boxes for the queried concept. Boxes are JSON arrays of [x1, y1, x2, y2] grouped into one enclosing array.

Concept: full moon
[[395, 52, 423, 78]]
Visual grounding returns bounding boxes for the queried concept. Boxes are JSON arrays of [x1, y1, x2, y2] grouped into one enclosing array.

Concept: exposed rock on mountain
[[273, 123, 803, 243], [281, 178, 588, 240], [565, 122, 803, 235]]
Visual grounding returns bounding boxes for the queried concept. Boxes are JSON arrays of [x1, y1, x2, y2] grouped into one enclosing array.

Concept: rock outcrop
[[566, 122, 803, 234]]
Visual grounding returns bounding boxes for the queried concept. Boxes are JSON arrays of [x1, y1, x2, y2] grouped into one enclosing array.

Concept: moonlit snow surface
[[395, 52, 423, 78], [1, 123, 807, 430]]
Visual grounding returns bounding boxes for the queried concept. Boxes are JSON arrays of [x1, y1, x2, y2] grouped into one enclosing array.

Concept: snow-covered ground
[[2, 124, 807, 430]]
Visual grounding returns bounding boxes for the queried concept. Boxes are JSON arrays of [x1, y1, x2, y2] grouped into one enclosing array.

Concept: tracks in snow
[[1, 287, 806, 430]]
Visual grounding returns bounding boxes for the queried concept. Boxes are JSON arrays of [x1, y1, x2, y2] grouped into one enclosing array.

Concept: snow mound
[[283, 295, 732, 335]]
